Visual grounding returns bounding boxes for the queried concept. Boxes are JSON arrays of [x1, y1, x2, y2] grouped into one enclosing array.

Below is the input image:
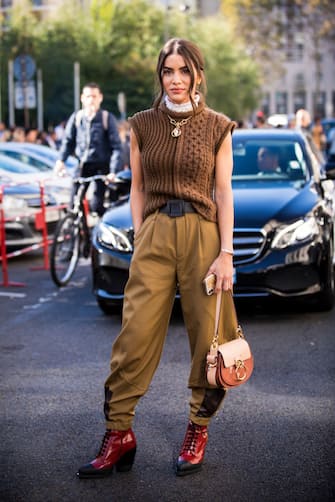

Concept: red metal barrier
[[30, 182, 50, 271], [83, 197, 89, 220]]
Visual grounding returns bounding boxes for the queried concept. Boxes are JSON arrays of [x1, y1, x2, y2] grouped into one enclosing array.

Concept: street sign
[[13, 55, 36, 81], [15, 81, 36, 109]]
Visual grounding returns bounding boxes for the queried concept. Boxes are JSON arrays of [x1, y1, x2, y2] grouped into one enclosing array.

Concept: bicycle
[[50, 174, 107, 287]]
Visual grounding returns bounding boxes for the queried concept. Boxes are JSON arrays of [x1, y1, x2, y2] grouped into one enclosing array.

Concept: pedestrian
[[11, 126, 26, 142], [54, 120, 66, 149], [54, 82, 122, 216], [311, 116, 326, 152], [77, 38, 236, 479], [295, 108, 324, 162], [254, 110, 268, 128], [117, 120, 131, 171], [43, 128, 58, 150], [25, 128, 39, 143], [0, 121, 7, 141], [295, 108, 311, 133], [0, 121, 11, 142]]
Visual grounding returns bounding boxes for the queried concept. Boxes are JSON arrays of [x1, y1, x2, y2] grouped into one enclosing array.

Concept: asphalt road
[[1, 253, 335, 502]]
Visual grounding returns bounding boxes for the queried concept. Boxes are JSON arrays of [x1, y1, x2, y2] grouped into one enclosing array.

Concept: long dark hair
[[153, 38, 207, 111]]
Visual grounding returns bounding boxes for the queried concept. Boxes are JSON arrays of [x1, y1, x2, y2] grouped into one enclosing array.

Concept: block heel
[[77, 429, 137, 479], [116, 446, 137, 472]]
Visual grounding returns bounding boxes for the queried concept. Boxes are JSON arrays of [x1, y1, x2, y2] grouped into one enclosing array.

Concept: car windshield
[[0, 158, 37, 174], [232, 139, 309, 182], [0, 150, 51, 172]]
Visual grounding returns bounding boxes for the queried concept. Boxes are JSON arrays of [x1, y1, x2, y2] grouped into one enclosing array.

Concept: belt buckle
[[167, 200, 184, 217]]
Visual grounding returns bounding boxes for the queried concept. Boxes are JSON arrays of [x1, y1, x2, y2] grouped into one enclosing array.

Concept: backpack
[[75, 109, 109, 130]]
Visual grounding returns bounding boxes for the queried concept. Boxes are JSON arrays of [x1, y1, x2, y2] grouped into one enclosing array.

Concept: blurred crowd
[[1, 107, 334, 165], [0, 119, 131, 174], [0, 120, 66, 149], [237, 108, 335, 162]]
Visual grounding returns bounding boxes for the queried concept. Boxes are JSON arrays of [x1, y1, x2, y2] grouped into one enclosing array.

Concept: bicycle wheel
[[50, 213, 81, 286]]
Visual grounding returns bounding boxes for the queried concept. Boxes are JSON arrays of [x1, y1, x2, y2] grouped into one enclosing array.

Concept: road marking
[[23, 304, 42, 310], [0, 291, 26, 298]]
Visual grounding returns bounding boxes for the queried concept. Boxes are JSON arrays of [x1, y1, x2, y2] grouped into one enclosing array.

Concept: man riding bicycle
[[55, 82, 122, 216]]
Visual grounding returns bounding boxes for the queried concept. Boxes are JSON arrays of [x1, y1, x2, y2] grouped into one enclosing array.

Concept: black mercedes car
[[91, 129, 335, 313]]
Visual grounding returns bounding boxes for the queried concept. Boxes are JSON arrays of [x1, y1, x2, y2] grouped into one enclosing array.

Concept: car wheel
[[97, 297, 122, 316], [313, 240, 335, 311]]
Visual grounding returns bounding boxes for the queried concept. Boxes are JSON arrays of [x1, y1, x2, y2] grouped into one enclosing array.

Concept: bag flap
[[218, 338, 251, 367]]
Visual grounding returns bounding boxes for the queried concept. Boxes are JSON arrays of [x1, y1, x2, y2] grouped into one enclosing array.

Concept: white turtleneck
[[164, 94, 200, 113]]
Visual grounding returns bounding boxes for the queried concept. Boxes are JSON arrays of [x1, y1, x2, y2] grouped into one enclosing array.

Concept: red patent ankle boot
[[176, 420, 208, 476], [77, 429, 136, 479]]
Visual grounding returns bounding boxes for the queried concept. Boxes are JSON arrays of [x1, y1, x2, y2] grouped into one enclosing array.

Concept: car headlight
[[97, 222, 133, 252], [271, 217, 319, 249], [3, 195, 29, 212]]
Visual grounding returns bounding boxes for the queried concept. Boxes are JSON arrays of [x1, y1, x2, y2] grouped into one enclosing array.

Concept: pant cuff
[[105, 420, 133, 431], [188, 415, 212, 426]]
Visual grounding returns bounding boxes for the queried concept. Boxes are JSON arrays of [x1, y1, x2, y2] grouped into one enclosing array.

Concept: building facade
[[2, 0, 335, 119], [261, 34, 335, 119]]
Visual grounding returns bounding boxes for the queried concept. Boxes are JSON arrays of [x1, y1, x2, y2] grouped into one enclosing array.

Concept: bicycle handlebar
[[73, 174, 130, 186], [73, 174, 108, 184]]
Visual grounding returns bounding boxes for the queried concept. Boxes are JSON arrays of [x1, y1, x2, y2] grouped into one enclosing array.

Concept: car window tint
[[232, 140, 309, 181], [1, 151, 50, 171], [0, 158, 37, 174]]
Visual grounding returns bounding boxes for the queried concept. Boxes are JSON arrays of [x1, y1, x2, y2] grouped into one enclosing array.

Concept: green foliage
[[1, 0, 261, 128], [220, 0, 335, 54], [193, 18, 260, 119], [219, 0, 335, 107]]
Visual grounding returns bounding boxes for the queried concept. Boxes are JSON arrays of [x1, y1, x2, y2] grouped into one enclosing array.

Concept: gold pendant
[[171, 127, 181, 137]]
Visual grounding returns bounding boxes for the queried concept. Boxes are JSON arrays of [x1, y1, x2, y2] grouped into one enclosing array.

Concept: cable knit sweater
[[128, 99, 235, 222]]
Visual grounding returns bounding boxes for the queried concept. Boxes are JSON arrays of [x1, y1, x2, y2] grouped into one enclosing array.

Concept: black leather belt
[[159, 199, 196, 217]]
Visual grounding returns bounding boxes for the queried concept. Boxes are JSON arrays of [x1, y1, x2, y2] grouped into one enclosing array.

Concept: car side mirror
[[324, 160, 335, 180]]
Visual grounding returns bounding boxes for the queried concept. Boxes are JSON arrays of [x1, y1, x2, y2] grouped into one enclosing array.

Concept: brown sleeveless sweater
[[128, 99, 235, 222]]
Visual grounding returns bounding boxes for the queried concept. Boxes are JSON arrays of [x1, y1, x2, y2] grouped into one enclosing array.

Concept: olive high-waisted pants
[[104, 210, 237, 430]]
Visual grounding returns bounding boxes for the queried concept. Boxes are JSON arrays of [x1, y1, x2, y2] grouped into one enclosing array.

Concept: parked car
[[0, 142, 78, 174], [91, 129, 335, 313], [0, 153, 71, 205], [267, 114, 288, 128], [0, 171, 62, 249]]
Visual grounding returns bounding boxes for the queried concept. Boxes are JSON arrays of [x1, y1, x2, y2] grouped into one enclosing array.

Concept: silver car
[[0, 168, 63, 250]]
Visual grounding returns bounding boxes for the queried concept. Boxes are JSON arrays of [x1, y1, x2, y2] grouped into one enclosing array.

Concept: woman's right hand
[[54, 160, 66, 177]]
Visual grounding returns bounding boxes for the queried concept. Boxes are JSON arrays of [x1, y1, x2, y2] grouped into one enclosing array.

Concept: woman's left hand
[[206, 252, 234, 293]]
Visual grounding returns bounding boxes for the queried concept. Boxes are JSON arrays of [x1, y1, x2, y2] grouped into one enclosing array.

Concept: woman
[[78, 38, 236, 478]]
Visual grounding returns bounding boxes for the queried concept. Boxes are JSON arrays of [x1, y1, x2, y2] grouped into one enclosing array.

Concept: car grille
[[114, 225, 266, 264], [233, 228, 266, 264], [126, 227, 266, 264], [24, 194, 56, 207]]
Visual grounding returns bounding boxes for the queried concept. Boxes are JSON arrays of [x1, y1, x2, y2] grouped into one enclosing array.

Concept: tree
[[220, 0, 335, 114], [220, 0, 335, 49], [1, 0, 261, 128], [193, 17, 260, 119]]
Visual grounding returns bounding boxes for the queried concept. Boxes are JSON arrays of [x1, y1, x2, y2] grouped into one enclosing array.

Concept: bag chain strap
[[210, 290, 243, 351]]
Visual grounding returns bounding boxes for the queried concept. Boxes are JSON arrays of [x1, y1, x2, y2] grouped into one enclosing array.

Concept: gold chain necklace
[[168, 115, 192, 138]]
